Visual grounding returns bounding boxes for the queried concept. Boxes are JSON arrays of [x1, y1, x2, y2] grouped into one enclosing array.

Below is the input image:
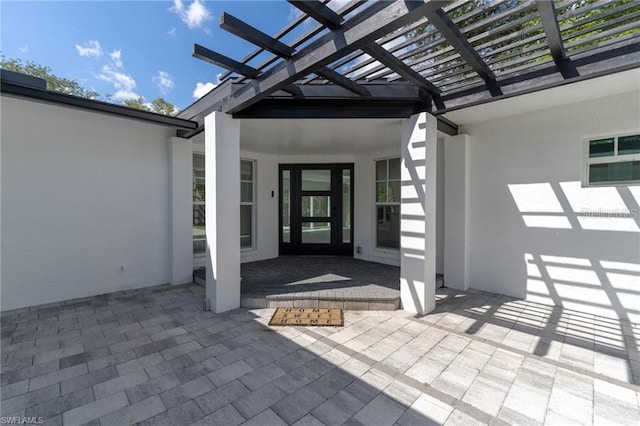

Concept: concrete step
[[241, 294, 400, 311]]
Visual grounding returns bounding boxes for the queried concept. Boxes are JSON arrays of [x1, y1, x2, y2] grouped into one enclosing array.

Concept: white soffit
[[443, 68, 640, 126], [239, 118, 402, 155]]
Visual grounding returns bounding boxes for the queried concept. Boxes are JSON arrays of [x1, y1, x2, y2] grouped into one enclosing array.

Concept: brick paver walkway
[[1, 283, 639, 425]]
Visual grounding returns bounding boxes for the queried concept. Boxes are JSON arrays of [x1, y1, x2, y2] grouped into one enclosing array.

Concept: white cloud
[[76, 40, 103, 57], [19, 44, 29, 53], [193, 81, 216, 99], [153, 71, 175, 94], [109, 50, 123, 68], [167, 27, 177, 37], [171, 0, 211, 30], [288, 5, 302, 22], [97, 50, 139, 101]]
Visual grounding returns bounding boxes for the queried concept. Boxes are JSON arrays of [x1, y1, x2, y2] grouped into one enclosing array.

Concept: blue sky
[[1, 1, 310, 110]]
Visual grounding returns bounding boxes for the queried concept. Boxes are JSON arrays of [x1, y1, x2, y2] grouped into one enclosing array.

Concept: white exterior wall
[[464, 91, 640, 322], [1, 96, 176, 310]]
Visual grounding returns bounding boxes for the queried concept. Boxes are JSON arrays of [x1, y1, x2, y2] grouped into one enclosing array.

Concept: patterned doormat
[[269, 308, 344, 326]]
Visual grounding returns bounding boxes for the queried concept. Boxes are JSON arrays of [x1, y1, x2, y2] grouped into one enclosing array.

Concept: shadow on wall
[[506, 180, 640, 379]]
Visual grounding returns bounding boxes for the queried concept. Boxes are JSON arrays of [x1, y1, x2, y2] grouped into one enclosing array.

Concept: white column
[[205, 112, 241, 313], [169, 136, 194, 285], [400, 112, 437, 315], [444, 134, 471, 290]]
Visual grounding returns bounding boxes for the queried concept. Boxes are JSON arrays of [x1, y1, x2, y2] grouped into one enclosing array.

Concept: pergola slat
[[424, 7, 500, 95], [361, 43, 440, 95], [192, 44, 260, 78], [314, 67, 370, 96], [219, 12, 295, 58], [287, 0, 343, 29]]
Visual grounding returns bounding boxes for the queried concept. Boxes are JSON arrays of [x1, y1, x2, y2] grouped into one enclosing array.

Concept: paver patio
[[1, 282, 639, 425]]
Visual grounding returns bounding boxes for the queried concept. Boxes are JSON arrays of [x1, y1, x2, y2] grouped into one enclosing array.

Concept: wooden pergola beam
[[314, 67, 370, 96], [192, 44, 260, 78], [535, 0, 566, 63], [361, 43, 440, 95], [287, 0, 343, 29], [219, 12, 295, 58]]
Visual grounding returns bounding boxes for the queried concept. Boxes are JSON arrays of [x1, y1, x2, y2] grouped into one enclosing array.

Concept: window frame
[[192, 152, 206, 255], [240, 158, 256, 250], [373, 156, 401, 251], [583, 131, 640, 187]]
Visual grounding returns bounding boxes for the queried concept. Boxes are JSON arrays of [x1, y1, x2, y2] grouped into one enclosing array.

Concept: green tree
[[122, 96, 178, 116], [150, 98, 177, 116], [1, 56, 99, 99], [122, 96, 149, 110]]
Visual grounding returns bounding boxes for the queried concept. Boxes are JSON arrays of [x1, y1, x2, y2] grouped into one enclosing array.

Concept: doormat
[[269, 308, 343, 326]]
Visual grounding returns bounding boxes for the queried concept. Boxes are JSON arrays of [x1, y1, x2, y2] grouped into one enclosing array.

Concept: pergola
[[179, 0, 640, 137], [182, 0, 640, 314]]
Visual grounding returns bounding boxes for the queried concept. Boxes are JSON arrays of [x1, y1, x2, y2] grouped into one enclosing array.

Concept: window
[[375, 157, 400, 249], [586, 133, 640, 185], [241, 159, 254, 248], [193, 154, 206, 254], [193, 156, 256, 253]]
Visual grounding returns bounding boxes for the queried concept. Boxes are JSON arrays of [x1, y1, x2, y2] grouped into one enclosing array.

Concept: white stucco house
[[1, 1, 639, 323]]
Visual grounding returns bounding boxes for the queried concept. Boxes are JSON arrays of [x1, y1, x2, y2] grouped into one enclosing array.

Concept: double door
[[280, 164, 353, 255]]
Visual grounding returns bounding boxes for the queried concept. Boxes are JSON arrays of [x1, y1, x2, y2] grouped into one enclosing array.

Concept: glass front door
[[280, 164, 353, 255]]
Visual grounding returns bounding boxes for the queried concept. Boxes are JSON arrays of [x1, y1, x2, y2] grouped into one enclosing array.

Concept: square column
[[444, 134, 470, 290], [400, 112, 437, 315], [169, 136, 193, 285], [205, 112, 241, 312]]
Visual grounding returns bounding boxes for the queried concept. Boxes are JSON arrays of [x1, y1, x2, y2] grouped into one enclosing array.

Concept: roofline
[[1, 82, 198, 131]]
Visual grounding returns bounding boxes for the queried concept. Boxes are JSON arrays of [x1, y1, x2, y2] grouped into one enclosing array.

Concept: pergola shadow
[[428, 288, 640, 386]]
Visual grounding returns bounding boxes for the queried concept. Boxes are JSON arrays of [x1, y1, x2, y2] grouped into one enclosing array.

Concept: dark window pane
[[241, 160, 253, 181], [241, 182, 252, 203], [301, 222, 331, 244], [343, 170, 351, 243], [376, 182, 387, 203], [388, 157, 401, 180], [377, 206, 400, 249], [193, 182, 205, 202], [301, 170, 331, 191], [193, 205, 205, 227], [193, 237, 206, 254], [302, 196, 330, 217], [590, 161, 640, 184], [193, 154, 205, 176], [388, 180, 400, 202], [589, 138, 614, 158], [282, 170, 290, 243], [241, 205, 252, 247], [376, 160, 387, 180], [619, 135, 640, 156], [193, 154, 205, 202], [193, 205, 206, 254]]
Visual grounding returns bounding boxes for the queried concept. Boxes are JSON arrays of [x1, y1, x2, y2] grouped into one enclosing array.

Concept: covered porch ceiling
[[178, 0, 640, 138]]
